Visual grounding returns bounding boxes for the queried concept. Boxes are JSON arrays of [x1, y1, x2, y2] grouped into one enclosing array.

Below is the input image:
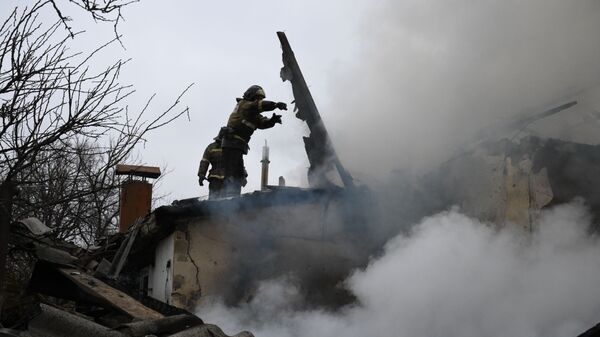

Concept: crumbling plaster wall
[[438, 141, 553, 231], [441, 148, 507, 224], [169, 199, 360, 309], [170, 220, 231, 309]]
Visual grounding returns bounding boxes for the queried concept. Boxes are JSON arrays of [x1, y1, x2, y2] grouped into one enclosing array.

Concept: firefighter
[[198, 127, 228, 199], [221, 85, 287, 197]]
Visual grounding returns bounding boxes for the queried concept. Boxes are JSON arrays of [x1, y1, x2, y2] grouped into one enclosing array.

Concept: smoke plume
[[199, 202, 600, 337], [326, 0, 600, 180], [196, 2, 600, 336]]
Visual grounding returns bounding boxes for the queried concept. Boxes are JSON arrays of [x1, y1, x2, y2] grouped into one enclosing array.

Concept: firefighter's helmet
[[243, 85, 266, 100]]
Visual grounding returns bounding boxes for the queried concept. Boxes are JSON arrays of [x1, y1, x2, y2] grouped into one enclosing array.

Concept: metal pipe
[[261, 140, 270, 190]]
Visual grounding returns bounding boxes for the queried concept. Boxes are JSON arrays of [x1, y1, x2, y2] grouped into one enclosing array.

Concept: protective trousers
[[222, 147, 245, 197], [208, 178, 225, 200]]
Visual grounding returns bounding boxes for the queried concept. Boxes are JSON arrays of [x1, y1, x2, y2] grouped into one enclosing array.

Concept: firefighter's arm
[[197, 148, 211, 186], [247, 99, 287, 115], [257, 113, 282, 129]]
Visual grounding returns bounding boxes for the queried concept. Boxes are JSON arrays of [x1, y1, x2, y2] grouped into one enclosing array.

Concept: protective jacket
[[223, 98, 279, 151], [198, 141, 224, 180]]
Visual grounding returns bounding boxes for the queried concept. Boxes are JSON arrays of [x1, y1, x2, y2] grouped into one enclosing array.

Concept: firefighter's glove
[[271, 113, 282, 124], [276, 102, 287, 110], [198, 177, 205, 186]]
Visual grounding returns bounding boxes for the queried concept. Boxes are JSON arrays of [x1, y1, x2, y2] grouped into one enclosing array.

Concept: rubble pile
[[1, 219, 252, 337]]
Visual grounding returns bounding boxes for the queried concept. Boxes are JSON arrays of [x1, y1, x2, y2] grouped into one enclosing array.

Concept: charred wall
[[147, 188, 375, 310], [394, 136, 600, 232]]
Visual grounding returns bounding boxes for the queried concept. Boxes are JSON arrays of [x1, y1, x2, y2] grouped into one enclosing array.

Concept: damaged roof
[[163, 186, 345, 218], [127, 186, 364, 257], [3, 218, 253, 337]]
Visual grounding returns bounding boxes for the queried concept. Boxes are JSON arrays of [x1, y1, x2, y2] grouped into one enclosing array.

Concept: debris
[[17, 218, 51, 236], [277, 31, 354, 189], [28, 304, 125, 337], [167, 324, 253, 337], [116, 314, 203, 336], [34, 246, 79, 266], [578, 322, 600, 337], [108, 219, 143, 279], [3, 219, 249, 336], [58, 267, 163, 320]]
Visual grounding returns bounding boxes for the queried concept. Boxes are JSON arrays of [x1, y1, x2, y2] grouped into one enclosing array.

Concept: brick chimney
[[116, 164, 161, 233]]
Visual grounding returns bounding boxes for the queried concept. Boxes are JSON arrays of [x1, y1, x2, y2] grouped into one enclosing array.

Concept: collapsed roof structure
[[277, 32, 354, 189]]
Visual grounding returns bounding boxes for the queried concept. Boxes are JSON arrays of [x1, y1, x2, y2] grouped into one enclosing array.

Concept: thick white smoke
[[199, 202, 600, 337], [197, 2, 600, 335], [326, 0, 600, 180]]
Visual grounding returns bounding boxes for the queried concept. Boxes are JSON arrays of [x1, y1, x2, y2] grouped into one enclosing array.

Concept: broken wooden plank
[[108, 219, 142, 279], [58, 268, 163, 320]]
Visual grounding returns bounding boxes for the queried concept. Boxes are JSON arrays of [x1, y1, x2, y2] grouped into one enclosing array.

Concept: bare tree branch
[[0, 2, 192, 306]]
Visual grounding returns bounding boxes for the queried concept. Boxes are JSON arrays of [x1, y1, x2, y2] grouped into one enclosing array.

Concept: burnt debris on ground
[[1, 218, 252, 337]]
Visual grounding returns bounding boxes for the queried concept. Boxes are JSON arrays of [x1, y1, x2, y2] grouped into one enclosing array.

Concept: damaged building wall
[[169, 217, 233, 308], [438, 149, 507, 224], [417, 136, 597, 232], [146, 191, 367, 310]]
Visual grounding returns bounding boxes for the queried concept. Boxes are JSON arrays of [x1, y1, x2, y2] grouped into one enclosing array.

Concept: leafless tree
[[49, 0, 137, 42], [0, 0, 192, 318], [14, 141, 121, 246]]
